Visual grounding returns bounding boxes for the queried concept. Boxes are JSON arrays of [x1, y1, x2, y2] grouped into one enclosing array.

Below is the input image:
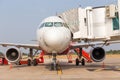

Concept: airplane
[[0, 16, 120, 70]]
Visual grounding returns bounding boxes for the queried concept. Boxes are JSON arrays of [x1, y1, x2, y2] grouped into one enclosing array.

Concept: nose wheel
[[51, 53, 59, 70], [51, 63, 59, 70]]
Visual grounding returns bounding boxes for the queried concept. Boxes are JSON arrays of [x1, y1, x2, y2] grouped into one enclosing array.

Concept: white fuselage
[[36, 16, 71, 54]]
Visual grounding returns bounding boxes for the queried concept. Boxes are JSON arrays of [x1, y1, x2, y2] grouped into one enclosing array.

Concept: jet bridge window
[[54, 22, 63, 27], [112, 12, 119, 30], [45, 22, 53, 27]]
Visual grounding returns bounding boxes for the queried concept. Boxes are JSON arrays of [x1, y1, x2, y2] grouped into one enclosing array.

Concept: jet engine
[[5, 48, 22, 63], [90, 47, 105, 62]]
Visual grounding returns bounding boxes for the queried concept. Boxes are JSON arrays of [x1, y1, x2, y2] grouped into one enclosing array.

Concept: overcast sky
[[0, 0, 119, 52]]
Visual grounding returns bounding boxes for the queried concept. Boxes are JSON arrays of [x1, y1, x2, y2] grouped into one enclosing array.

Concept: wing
[[70, 40, 120, 49], [70, 43, 95, 49], [0, 42, 40, 49]]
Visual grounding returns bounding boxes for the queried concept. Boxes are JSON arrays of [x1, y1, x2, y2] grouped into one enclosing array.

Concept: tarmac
[[0, 55, 120, 80]]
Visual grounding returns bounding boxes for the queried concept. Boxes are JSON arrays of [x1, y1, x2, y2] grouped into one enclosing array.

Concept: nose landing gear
[[50, 53, 59, 70]]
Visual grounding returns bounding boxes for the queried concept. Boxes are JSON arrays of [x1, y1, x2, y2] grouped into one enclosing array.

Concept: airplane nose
[[43, 28, 64, 48]]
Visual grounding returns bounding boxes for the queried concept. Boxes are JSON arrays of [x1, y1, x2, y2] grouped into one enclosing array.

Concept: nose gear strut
[[51, 53, 59, 70]]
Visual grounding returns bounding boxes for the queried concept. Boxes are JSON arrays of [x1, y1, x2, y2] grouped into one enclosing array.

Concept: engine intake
[[90, 47, 105, 62], [5, 48, 22, 63]]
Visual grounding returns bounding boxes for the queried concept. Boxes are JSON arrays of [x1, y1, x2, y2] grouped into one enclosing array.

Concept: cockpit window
[[39, 22, 68, 28], [45, 22, 53, 27], [40, 23, 44, 28], [54, 22, 63, 27]]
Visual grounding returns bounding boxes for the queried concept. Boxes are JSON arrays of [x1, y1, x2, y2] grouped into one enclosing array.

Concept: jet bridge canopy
[[58, 8, 79, 33]]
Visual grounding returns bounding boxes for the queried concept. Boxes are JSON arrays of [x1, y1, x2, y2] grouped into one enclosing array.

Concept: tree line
[[106, 50, 120, 54]]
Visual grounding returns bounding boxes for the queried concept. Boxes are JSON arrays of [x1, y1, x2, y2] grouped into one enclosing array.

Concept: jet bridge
[[58, 3, 120, 42]]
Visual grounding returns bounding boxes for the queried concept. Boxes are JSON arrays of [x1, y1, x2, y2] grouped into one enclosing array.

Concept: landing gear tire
[[51, 63, 54, 70], [50, 53, 58, 70], [15, 61, 21, 65], [76, 58, 79, 66], [18, 61, 21, 65], [27, 59, 31, 66], [33, 59, 38, 66], [51, 63, 59, 70], [81, 58, 85, 66], [56, 64, 59, 70]]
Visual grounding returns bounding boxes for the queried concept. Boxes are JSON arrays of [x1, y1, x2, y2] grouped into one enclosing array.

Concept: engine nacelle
[[5, 48, 22, 63], [90, 47, 105, 62]]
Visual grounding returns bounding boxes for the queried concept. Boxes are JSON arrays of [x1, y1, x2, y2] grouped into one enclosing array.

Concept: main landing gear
[[75, 48, 85, 66], [75, 58, 85, 66], [27, 48, 38, 66]]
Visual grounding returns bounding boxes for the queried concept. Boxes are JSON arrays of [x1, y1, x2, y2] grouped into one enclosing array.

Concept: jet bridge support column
[[118, 0, 120, 27], [86, 7, 94, 39]]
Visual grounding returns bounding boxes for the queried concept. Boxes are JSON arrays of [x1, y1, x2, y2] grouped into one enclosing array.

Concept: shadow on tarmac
[[11, 61, 120, 72]]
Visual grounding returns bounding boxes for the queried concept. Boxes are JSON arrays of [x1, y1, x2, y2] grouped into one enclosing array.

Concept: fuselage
[[37, 16, 71, 54]]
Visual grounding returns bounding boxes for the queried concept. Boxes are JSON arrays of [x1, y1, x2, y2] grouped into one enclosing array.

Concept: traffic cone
[[67, 53, 72, 63], [102, 62, 105, 68], [9, 63, 13, 70]]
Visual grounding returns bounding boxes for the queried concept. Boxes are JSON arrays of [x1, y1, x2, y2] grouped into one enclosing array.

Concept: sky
[[0, 0, 119, 52]]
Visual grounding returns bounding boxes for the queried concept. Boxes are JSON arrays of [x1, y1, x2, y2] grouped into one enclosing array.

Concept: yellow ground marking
[[57, 64, 63, 75]]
